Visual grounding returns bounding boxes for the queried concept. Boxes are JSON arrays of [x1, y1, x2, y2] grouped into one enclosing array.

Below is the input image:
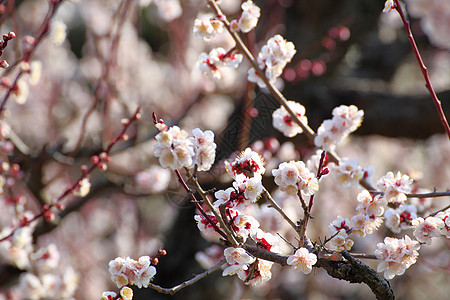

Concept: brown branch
[[394, 0, 450, 139], [147, 259, 226, 295]]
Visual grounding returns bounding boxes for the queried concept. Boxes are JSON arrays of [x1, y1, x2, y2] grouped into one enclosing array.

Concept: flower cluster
[[272, 160, 318, 196], [328, 216, 354, 250], [435, 209, 450, 238], [314, 105, 364, 151], [109, 256, 157, 288], [331, 157, 366, 188], [377, 171, 413, 205], [225, 147, 266, 178], [412, 216, 445, 245], [272, 101, 308, 138], [286, 247, 317, 274], [214, 174, 263, 211], [384, 204, 417, 233], [229, 1, 261, 33], [153, 125, 216, 171], [374, 235, 420, 279], [193, 13, 224, 40], [198, 47, 243, 80], [248, 34, 296, 88], [351, 190, 386, 236], [222, 247, 273, 286]]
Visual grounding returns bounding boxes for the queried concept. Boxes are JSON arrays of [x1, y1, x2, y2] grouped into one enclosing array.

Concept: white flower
[[198, 48, 243, 80], [412, 216, 445, 245], [101, 291, 117, 300], [248, 35, 296, 87], [193, 13, 223, 40], [120, 286, 133, 300], [252, 229, 282, 253], [153, 126, 195, 170], [224, 247, 255, 265], [374, 236, 419, 280], [109, 256, 156, 288], [377, 171, 413, 205], [333, 158, 364, 188], [18, 273, 45, 300], [50, 19, 67, 46], [356, 190, 387, 217], [72, 177, 91, 197], [225, 147, 265, 178], [191, 128, 216, 171], [247, 67, 267, 87], [383, 0, 395, 13], [287, 248, 317, 274], [384, 204, 417, 234], [272, 160, 318, 196], [246, 259, 273, 286], [30, 243, 60, 272], [238, 1, 261, 33], [314, 105, 364, 150], [233, 173, 263, 203], [435, 210, 450, 238], [272, 101, 308, 138], [194, 214, 222, 242]]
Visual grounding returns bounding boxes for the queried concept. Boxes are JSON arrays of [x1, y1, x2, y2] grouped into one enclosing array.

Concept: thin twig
[[147, 259, 226, 295], [185, 168, 239, 247], [262, 186, 300, 235], [394, 0, 450, 139], [369, 190, 450, 198]]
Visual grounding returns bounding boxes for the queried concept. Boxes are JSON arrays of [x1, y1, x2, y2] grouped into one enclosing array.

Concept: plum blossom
[[193, 13, 224, 40], [245, 259, 274, 286], [237, 1, 261, 33], [412, 216, 445, 245], [383, 0, 395, 13], [222, 247, 255, 280], [153, 126, 194, 170], [377, 171, 413, 205], [272, 101, 308, 138], [194, 214, 223, 242], [213, 174, 263, 211], [384, 204, 417, 234], [248, 35, 296, 87], [272, 160, 318, 196], [314, 105, 364, 151], [72, 177, 91, 197], [101, 291, 117, 300], [328, 216, 354, 250], [225, 148, 266, 178], [109, 256, 156, 288], [332, 158, 365, 188], [198, 47, 243, 80], [190, 128, 217, 171], [356, 190, 387, 217], [252, 229, 282, 253], [287, 247, 317, 274], [374, 236, 420, 279], [435, 210, 450, 238]]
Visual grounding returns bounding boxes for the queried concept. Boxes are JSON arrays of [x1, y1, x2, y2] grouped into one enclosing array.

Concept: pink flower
[[412, 216, 445, 245], [286, 247, 317, 274]]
